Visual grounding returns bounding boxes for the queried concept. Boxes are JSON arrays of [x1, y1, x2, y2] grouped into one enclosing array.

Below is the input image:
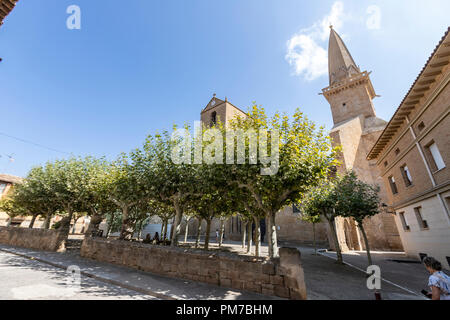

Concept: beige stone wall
[[0, 226, 67, 252], [328, 114, 403, 251], [81, 237, 307, 299], [275, 206, 328, 245], [324, 79, 376, 125], [0, 182, 12, 200], [201, 100, 247, 129], [394, 195, 450, 269], [0, 212, 9, 226]]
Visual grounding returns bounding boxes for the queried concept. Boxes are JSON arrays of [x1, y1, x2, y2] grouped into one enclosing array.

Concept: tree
[[299, 205, 322, 255], [146, 199, 175, 243], [105, 211, 123, 237], [238, 213, 252, 251], [224, 105, 338, 258], [0, 195, 22, 226], [78, 157, 115, 237], [136, 131, 198, 247], [106, 154, 145, 240], [301, 179, 343, 264], [335, 171, 381, 266], [38, 159, 92, 238], [4, 166, 60, 229]]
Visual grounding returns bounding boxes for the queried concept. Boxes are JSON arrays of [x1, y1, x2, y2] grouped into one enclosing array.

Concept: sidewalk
[[0, 244, 281, 300], [319, 249, 431, 297]]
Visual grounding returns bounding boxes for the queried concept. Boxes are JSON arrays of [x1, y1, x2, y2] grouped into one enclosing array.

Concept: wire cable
[[0, 132, 71, 155]]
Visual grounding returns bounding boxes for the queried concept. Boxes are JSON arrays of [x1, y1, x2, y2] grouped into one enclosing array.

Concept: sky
[[0, 0, 449, 177]]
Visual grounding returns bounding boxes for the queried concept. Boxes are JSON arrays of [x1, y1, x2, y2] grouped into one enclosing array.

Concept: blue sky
[[0, 0, 449, 176]]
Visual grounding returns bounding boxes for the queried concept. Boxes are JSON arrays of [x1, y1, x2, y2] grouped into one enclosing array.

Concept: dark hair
[[423, 257, 442, 271]]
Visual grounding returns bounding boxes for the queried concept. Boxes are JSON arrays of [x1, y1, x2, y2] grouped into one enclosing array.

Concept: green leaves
[[334, 171, 381, 224], [301, 171, 381, 223]]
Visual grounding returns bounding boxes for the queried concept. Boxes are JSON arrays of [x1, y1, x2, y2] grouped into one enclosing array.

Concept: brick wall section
[[0, 226, 66, 252], [81, 237, 307, 300]]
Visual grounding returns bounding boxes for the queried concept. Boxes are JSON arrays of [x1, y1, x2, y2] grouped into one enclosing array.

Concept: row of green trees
[[0, 104, 382, 262]]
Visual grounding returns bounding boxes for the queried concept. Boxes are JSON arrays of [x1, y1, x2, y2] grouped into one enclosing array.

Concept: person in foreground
[[423, 257, 450, 300]]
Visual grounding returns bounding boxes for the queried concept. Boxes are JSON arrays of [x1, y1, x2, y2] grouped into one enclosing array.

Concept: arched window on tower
[[211, 111, 217, 126]]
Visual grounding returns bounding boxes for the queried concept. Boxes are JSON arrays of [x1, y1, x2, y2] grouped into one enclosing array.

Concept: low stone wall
[[0, 226, 66, 252], [81, 237, 307, 300]]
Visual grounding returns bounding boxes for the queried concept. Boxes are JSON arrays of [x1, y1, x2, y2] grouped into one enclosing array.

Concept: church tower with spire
[[322, 27, 403, 252], [323, 26, 379, 126]]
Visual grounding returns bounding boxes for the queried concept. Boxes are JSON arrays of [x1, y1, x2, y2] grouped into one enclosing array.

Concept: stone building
[[0, 173, 23, 226], [200, 94, 247, 128], [321, 27, 403, 252], [367, 27, 450, 269]]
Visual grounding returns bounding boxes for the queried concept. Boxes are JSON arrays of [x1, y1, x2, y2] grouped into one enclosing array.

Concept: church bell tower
[[323, 26, 378, 126]]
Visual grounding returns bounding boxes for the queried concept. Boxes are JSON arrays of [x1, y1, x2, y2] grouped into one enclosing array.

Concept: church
[[193, 26, 404, 252]]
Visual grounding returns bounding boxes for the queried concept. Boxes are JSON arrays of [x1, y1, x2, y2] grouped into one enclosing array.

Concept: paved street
[[0, 250, 157, 300]]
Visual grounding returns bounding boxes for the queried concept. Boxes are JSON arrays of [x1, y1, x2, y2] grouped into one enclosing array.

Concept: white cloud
[[285, 34, 328, 81], [285, 2, 345, 81], [366, 5, 381, 30]]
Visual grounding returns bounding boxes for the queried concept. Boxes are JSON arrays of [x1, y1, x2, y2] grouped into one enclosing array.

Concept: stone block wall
[[81, 237, 307, 300], [0, 226, 66, 252]]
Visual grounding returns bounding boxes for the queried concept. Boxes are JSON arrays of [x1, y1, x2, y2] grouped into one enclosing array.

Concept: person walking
[[423, 257, 450, 300]]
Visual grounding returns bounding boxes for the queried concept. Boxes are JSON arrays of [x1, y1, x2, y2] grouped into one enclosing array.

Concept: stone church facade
[[321, 27, 403, 251], [186, 27, 404, 252]]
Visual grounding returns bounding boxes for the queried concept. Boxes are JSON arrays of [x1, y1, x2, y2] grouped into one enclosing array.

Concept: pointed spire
[[328, 28, 360, 85]]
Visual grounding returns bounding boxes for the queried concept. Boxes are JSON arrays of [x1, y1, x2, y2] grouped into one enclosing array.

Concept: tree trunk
[[162, 220, 168, 241], [253, 216, 261, 257], [184, 218, 190, 243], [218, 218, 225, 247], [28, 214, 38, 229], [241, 221, 247, 249], [357, 221, 372, 266], [86, 212, 103, 237], [266, 212, 279, 259], [195, 218, 202, 248], [171, 201, 183, 247], [328, 218, 343, 264], [60, 207, 74, 240], [246, 221, 252, 254], [119, 206, 133, 240], [43, 213, 52, 229], [72, 216, 78, 234], [136, 220, 143, 240], [169, 217, 175, 242], [204, 218, 212, 251], [313, 223, 317, 255]]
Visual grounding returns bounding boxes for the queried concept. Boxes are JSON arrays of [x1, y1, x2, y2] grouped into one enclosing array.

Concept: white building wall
[[395, 194, 450, 269]]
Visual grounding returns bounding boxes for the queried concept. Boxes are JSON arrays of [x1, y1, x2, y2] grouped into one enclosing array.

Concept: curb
[[0, 247, 176, 300]]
